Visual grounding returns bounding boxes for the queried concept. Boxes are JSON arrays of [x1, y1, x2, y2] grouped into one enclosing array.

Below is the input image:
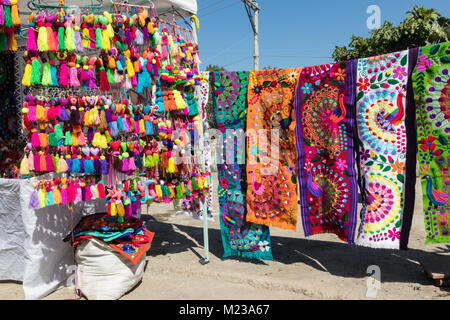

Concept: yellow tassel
[[82, 27, 90, 48], [126, 57, 135, 78], [20, 156, 29, 175], [10, 0, 21, 27], [9, 33, 18, 51], [84, 109, 91, 126], [22, 62, 32, 87], [53, 187, 61, 205], [167, 157, 175, 173], [116, 201, 125, 216], [71, 132, 78, 146], [38, 188, 46, 208], [102, 28, 110, 51], [110, 202, 117, 216], [155, 185, 163, 198], [104, 130, 111, 144], [93, 131, 101, 147]]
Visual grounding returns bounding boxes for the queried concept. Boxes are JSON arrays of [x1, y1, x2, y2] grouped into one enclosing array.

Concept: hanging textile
[[412, 41, 450, 243], [212, 70, 272, 260], [294, 61, 358, 243], [355, 50, 411, 249], [246, 68, 301, 231]]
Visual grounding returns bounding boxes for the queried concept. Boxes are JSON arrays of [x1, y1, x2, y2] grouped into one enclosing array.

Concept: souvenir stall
[[211, 42, 449, 261], [0, 0, 214, 300]]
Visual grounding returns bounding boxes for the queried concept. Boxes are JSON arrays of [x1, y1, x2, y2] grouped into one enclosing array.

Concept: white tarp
[[0, 177, 107, 299]]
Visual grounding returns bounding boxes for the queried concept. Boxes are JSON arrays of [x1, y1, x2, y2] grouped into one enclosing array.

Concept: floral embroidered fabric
[[212, 71, 272, 260], [295, 61, 358, 243], [246, 68, 301, 231], [355, 50, 410, 249], [412, 41, 450, 243]]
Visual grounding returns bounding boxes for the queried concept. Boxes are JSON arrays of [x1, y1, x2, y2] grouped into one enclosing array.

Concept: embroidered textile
[[295, 61, 358, 243], [212, 70, 272, 260], [412, 41, 450, 243], [246, 68, 301, 230], [355, 50, 410, 249]]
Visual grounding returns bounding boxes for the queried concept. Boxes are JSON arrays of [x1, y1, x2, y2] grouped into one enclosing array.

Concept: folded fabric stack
[[64, 213, 154, 264]]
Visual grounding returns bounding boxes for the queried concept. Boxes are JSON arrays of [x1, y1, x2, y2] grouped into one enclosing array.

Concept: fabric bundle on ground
[[212, 70, 272, 260], [64, 213, 154, 264], [294, 61, 358, 243], [355, 50, 413, 249], [245, 68, 301, 231], [412, 41, 450, 244]]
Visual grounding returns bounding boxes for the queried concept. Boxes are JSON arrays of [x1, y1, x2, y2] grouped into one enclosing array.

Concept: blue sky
[[194, 0, 450, 71]]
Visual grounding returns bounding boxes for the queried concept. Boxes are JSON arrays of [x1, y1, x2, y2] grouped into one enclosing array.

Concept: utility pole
[[242, 0, 260, 70]]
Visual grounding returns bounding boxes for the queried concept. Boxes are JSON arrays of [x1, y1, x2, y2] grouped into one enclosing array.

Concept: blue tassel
[[117, 116, 124, 131], [72, 157, 80, 173], [137, 72, 144, 94], [84, 158, 95, 174], [143, 104, 150, 115], [46, 191, 55, 206], [50, 65, 59, 87], [145, 120, 154, 135], [110, 121, 119, 137]]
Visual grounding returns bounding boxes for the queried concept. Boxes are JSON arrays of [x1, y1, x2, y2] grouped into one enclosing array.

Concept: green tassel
[[4, 5, 13, 28], [117, 41, 125, 52], [107, 68, 114, 84], [163, 185, 170, 197], [184, 182, 190, 196], [153, 153, 159, 165], [54, 123, 63, 142], [30, 59, 42, 85], [48, 131, 56, 147], [192, 177, 199, 191], [95, 27, 103, 49], [41, 61, 52, 86], [64, 131, 72, 146], [176, 185, 182, 199], [58, 27, 65, 51]]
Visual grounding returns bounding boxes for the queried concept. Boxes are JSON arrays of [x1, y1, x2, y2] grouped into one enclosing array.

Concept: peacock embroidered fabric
[[212, 71, 272, 260], [355, 50, 410, 249], [294, 61, 358, 243], [246, 68, 301, 231], [412, 41, 450, 243]]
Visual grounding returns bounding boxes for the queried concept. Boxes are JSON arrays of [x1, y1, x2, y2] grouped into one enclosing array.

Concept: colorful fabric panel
[[294, 61, 358, 243], [355, 50, 411, 249], [212, 71, 272, 260], [412, 41, 450, 243], [245, 68, 301, 231]]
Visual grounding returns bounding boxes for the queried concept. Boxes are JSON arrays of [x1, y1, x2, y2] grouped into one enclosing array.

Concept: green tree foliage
[[332, 6, 450, 61]]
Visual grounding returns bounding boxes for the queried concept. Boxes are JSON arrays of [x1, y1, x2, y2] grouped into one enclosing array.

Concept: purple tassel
[[87, 69, 97, 88], [75, 30, 83, 52], [143, 28, 148, 42], [104, 108, 112, 123], [65, 157, 72, 172], [28, 191, 40, 209], [125, 29, 132, 45], [100, 158, 108, 174], [81, 186, 86, 201], [59, 107, 69, 121], [131, 199, 138, 217], [94, 158, 100, 174], [87, 127, 94, 142], [121, 157, 129, 172], [79, 158, 85, 173]]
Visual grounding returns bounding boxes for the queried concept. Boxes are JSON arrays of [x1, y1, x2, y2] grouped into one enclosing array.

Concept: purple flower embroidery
[[393, 66, 407, 80], [417, 54, 432, 72], [360, 149, 370, 162]]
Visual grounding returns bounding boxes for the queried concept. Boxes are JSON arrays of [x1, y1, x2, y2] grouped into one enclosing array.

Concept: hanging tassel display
[[20, 155, 30, 175], [69, 61, 80, 87], [84, 157, 95, 174], [49, 57, 59, 86], [36, 15, 49, 52], [53, 187, 62, 205], [71, 156, 81, 173], [58, 61, 69, 87], [65, 18, 76, 51], [58, 156, 68, 172], [45, 154, 54, 172], [45, 14, 57, 52]]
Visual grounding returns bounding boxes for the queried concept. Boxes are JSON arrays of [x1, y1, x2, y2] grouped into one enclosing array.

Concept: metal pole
[[191, 16, 209, 265], [253, 8, 259, 70]]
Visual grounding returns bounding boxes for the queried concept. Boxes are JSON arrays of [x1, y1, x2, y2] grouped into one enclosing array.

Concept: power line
[[202, 35, 253, 64], [200, 0, 227, 11], [198, 1, 241, 18], [261, 55, 332, 59], [222, 56, 253, 67]]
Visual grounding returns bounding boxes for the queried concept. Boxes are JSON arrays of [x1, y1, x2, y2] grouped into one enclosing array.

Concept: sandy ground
[[1, 171, 450, 300]]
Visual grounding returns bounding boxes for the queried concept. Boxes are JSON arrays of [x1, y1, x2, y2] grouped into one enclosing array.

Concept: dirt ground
[[1, 172, 449, 300]]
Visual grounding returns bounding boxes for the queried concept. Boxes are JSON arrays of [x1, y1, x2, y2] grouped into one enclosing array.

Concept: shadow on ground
[[141, 214, 450, 293]]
